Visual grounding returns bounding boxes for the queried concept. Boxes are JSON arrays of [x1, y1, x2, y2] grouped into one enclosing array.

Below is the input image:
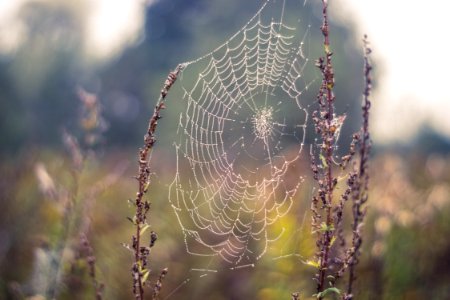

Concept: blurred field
[[1, 147, 449, 299]]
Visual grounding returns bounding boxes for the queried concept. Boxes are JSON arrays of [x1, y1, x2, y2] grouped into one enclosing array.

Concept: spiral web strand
[[169, 0, 315, 267]]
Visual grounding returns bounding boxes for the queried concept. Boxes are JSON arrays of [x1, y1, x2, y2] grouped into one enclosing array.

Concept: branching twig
[[309, 2, 373, 299]]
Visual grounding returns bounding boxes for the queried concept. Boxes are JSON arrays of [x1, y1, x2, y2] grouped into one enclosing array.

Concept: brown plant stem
[[80, 234, 104, 300], [316, 0, 336, 295], [131, 64, 184, 300], [152, 268, 168, 299], [346, 35, 372, 299]]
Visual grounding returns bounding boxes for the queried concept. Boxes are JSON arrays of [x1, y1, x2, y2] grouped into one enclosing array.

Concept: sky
[[1, 0, 448, 145], [333, 0, 450, 144]]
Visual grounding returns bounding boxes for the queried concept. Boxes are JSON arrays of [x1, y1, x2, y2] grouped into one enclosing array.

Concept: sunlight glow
[[0, 0, 154, 61], [334, 0, 450, 144], [84, 0, 150, 60], [0, 0, 28, 54]]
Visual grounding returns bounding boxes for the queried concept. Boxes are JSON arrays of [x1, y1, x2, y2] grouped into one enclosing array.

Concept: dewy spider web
[[168, 0, 315, 267]]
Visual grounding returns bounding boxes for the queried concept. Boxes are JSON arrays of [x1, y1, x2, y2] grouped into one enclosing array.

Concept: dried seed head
[[150, 231, 158, 248]]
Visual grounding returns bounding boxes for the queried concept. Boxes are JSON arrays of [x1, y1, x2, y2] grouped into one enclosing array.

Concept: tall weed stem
[[130, 64, 184, 299]]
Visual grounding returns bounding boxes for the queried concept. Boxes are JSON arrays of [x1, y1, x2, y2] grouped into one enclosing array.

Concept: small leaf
[[140, 224, 150, 236], [319, 222, 334, 232], [319, 154, 328, 168], [142, 269, 150, 283], [316, 287, 341, 299], [330, 236, 337, 247], [143, 181, 150, 193], [127, 216, 136, 225], [303, 259, 320, 269]]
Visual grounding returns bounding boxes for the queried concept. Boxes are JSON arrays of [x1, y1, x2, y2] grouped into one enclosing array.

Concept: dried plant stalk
[[308, 1, 373, 299], [130, 64, 184, 300], [310, 0, 338, 295], [344, 35, 372, 300]]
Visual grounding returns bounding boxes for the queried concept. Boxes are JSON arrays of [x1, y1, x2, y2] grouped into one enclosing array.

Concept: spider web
[[168, 0, 316, 267]]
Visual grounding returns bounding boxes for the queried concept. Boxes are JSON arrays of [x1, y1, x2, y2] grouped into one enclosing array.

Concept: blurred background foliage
[[0, 0, 449, 299]]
